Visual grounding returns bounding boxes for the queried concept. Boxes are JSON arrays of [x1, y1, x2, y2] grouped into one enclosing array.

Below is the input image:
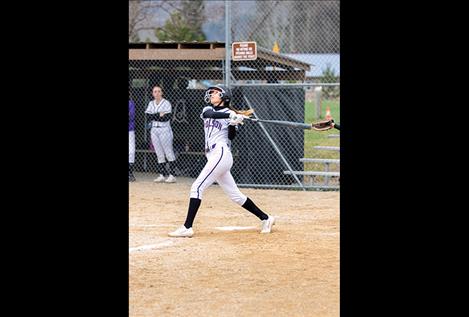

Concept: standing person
[[168, 85, 275, 238], [145, 85, 177, 183], [129, 98, 136, 182]]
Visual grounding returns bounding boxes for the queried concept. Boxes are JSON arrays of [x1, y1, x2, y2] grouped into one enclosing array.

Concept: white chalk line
[[129, 224, 172, 228], [129, 239, 178, 253], [214, 226, 258, 231]]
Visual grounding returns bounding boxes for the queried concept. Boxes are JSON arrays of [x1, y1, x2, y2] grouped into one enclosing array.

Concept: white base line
[[129, 239, 176, 253], [129, 224, 170, 228], [214, 226, 258, 231]]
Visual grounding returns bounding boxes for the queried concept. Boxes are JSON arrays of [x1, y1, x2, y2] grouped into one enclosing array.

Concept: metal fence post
[[225, 0, 231, 89], [315, 86, 322, 119], [243, 95, 305, 191], [324, 162, 329, 186]]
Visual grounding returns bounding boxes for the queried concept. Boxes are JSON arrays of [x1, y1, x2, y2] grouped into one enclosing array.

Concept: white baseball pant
[[190, 143, 247, 205], [150, 126, 176, 163], [129, 131, 135, 164]]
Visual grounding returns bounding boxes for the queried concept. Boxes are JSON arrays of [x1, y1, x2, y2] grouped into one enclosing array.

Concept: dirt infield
[[129, 176, 339, 317]]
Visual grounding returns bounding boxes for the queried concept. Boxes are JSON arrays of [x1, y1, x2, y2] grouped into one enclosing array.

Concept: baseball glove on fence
[[311, 119, 334, 131]]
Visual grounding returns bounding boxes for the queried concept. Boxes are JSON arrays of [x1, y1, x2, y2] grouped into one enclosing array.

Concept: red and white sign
[[232, 41, 257, 61]]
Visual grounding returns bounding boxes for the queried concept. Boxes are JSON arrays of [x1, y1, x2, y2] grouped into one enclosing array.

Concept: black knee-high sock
[[242, 197, 268, 220], [184, 198, 202, 229], [168, 160, 176, 176], [158, 163, 167, 176], [129, 163, 134, 176]]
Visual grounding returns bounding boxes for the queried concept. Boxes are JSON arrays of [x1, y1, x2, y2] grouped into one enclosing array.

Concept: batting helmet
[[204, 85, 232, 104]]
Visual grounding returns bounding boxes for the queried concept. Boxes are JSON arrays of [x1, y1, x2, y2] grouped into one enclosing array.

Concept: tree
[[232, 1, 339, 53], [155, 0, 206, 42], [321, 63, 340, 99], [155, 11, 206, 42], [129, 0, 182, 42], [181, 0, 205, 39]]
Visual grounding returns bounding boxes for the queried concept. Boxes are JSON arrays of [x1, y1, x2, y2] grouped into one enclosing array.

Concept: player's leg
[[216, 171, 247, 206], [150, 128, 167, 182], [216, 157, 275, 233], [212, 150, 245, 205], [169, 146, 230, 237], [165, 161, 177, 183], [129, 130, 136, 182], [190, 146, 230, 201], [161, 127, 176, 183], [216, 171, 272, 219]]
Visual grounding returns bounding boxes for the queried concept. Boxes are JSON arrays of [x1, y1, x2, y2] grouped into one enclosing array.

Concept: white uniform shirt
[[145, 99, 172, 128], [201, 106, 235, 151]]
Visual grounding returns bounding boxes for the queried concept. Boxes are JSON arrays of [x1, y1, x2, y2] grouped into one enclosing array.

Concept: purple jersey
[[129, 99, 135, 131]]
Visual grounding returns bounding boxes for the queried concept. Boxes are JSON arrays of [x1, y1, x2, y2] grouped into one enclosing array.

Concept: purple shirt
[[129, 100, 135, 131]]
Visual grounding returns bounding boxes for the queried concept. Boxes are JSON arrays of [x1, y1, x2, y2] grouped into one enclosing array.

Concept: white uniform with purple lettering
[[189, 106, 247, 205], [145, 98, 176, 164]]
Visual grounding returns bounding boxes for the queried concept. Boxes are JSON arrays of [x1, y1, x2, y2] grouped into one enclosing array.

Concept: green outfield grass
[[303, 99, 340, 175]]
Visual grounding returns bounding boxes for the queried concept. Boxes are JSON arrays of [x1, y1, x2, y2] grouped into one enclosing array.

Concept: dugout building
[[129, 42, 311, 186]]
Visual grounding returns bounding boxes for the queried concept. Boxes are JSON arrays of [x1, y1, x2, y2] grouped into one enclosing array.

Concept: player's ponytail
[[228, 106, 254, 116]]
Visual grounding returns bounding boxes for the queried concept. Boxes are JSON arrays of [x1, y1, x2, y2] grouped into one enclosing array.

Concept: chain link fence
[[129, 0, 340, 190]]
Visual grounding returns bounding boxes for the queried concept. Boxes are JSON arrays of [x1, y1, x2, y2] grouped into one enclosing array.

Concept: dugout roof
[[129, 41, 311, 81]]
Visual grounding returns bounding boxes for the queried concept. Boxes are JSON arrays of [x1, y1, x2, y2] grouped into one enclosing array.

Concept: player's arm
[[152, 101, 173, 121], [228, 125, 237, 140], [332, 122, 340, 130], [152, 113, 172, 121], [145, 103, 157, 121], [202, 109, 230, 119], [147, 113, 160, 121]]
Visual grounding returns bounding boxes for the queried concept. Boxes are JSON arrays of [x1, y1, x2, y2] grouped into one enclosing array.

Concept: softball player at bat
[[168, 85, 275, 238], [145, 85, 177, 183]]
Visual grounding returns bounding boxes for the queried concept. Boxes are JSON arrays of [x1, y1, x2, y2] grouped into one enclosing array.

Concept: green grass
[[303, 99, 340, 180]]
